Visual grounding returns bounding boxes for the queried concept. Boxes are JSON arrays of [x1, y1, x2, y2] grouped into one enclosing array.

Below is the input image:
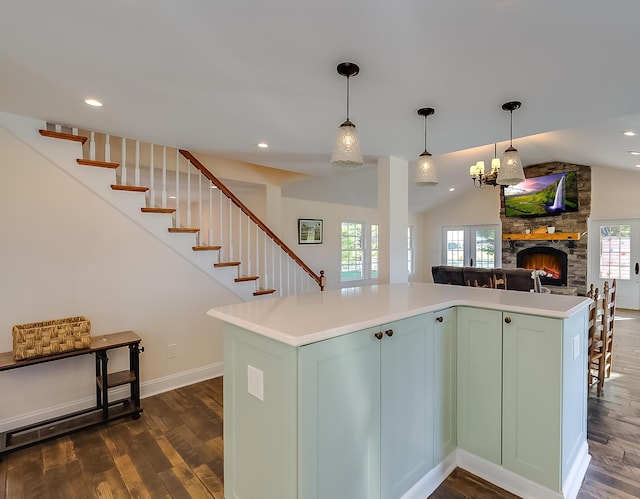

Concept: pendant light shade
[[497, 101, 525, 186], [416, 107, 438, 186], [331, 62, 363, 168]]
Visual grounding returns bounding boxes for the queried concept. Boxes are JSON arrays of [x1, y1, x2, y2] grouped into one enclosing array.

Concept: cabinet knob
[[385, 329, 394, 337], [504, 316, 512, 324], [374, 331, 383, 340], [436, 316, 443, 323]]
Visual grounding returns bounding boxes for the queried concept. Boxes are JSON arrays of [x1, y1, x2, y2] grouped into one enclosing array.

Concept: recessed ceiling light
[[257, 142, 269, 148], [210, 185, 218, 189], [636, 164, 640, 168], [449, 187, 455, 192], [624, 131, 637, 136], [169, 195, 176, 199], [630, 151, 640, 155], [84, 98, 102, 107]]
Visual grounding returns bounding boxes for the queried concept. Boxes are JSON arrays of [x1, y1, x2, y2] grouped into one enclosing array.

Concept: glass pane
[[599, 224, 631, 279], [371, 224, 379, 278], [474, 229, 496, 268], [341, 222, 364, 281], [446, 229, 465, 267]]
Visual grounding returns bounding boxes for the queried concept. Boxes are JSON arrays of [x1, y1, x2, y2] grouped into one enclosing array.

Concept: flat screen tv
[[503, 171, 579, 218]]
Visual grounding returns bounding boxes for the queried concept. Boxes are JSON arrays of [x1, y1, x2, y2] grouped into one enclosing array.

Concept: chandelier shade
[[416, 107, 438, 186], [470, 144, 501, 188], [331, 62, 363, 168], [496, 101, 525, 185]]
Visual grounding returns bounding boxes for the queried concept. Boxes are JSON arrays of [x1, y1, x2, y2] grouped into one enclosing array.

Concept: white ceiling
[[2, 0, 640, 213]]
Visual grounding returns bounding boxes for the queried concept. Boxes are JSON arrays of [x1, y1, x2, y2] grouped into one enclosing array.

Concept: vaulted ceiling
[[2, 0, 640, 213]]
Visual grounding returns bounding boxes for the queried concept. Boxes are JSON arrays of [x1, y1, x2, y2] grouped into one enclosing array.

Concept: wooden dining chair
[[601, 279, 617, 380], [492, 272, 507, 290], [587, 285, 606, 396]]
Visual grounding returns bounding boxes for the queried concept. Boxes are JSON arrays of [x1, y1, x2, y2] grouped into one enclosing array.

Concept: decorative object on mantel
[[415, 107, 438, 186], [12, 316, 91, 360], [470, 143, 502, 188], [331, 62, 363, 168], [496, 101, 526, 186]]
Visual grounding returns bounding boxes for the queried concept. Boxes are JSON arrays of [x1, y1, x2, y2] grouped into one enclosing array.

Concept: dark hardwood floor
[[2, 309, 639, 498]]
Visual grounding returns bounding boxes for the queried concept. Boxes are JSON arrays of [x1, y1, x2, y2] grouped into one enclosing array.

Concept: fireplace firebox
[[517, 246, 568, 287]]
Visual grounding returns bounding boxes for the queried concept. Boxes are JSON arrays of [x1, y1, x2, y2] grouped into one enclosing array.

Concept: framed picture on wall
[[298, 219, 323, 244]]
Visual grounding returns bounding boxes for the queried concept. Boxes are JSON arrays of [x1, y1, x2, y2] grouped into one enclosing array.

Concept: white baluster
[[209, 181, 213, 246], [89, 131, 96, 160], [161, 146, 167, 209], [72, 127, 78, 136], [186, 161, 192, 227], [263, 232, 268, 290], [55, 124, 62, 133], [247, 214, 251, 276], [218, 188, 223, 259], [104, 135, 110, 163], [175, 149, 180, 228], [134, 140, 140, 187], [149, 144, 155, 208], [238, 211, 243, 274], [228, 198, 233, 259], [198, 170, 202, 246], [121, 138, 127, 185]]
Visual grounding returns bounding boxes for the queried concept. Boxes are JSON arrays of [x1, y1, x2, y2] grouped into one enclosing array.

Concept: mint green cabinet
[[298, 313, 434, 499], [457, 307, 502, 464], [502, 312, 562, 490], [433, 307, 456, 462]]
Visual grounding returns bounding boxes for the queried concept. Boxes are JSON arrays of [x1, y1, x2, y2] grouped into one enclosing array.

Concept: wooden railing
[[180, 150, 325, 290], [47, 123, 325, 296]]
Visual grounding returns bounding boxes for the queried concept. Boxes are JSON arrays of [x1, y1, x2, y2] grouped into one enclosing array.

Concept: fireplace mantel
[[502, 232, 581, 241]]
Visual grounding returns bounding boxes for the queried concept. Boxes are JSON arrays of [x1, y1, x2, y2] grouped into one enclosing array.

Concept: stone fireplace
[[500, 162, 591, 294], [517, 246, 568, 287]]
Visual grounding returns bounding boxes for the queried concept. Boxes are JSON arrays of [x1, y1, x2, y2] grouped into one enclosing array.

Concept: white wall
[[590, 166, 640, 219], [0, 120, 239, 429], [418, 188, 501, 282], [281, 197, 378, 290]]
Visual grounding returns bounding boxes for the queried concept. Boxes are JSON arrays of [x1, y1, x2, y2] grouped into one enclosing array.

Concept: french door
[[589, 219, 640, 310], [443, 225, 500, 268]]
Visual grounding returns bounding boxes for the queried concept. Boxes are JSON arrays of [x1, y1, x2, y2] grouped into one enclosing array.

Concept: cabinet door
[[380, 313, 434, 499], [433, 308, 457, 462], [457, 307, 502, 464], [298, 326, 381, 499], [502, 312, 562, 491]]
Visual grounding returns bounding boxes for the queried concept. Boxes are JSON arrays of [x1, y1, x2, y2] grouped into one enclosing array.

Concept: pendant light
[[497, 100, 525, 185], [331, 62, 363, 168], [415, 107, 438, 186]]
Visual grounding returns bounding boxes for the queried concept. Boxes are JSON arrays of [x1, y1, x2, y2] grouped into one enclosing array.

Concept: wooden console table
[[0, 330, 143, 457]]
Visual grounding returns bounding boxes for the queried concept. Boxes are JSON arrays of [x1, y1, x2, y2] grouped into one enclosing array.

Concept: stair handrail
[[179, 149, 325, 291]]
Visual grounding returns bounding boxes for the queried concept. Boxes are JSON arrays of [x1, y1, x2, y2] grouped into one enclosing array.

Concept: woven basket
[[12, 316, 92, 361]]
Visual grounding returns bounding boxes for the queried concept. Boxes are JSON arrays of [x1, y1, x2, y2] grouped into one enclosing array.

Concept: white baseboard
[[401, 451, 457, 499], [0, 362, 223, 433]]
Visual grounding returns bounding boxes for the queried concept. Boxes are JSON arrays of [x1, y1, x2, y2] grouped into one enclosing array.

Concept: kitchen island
[[208, 282, 592, 499]]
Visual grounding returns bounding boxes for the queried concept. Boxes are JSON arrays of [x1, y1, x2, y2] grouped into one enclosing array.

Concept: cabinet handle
[[504, 316, 512, 324], [374, 331, 383, 340], [436, 316, 443, 323], [385, 329, 394, 337]]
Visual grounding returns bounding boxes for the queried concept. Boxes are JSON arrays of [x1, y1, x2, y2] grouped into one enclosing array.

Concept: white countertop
[[207, 282, 591, 347]]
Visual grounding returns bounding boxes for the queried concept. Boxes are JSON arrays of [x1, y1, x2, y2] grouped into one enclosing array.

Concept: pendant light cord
[[423, 115, 428, 153], [345, 76, 350, 121], [509, 110, 514, 147]]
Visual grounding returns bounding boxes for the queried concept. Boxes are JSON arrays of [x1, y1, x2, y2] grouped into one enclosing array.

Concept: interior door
[[589, 219, 640, 310]]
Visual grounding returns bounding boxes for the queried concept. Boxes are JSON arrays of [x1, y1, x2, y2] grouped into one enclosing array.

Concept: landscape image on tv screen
[[503, 171, 579, 218]]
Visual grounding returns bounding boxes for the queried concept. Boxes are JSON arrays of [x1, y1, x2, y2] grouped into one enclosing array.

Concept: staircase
[[34, 122, 325, 301]]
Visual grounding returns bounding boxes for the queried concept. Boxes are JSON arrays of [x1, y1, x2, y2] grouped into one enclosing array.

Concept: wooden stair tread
[[111, 185, 149, 192], [77, 158, 119, 169], [254, 288, 276, 296], [141, 208, 175, 214], [235, 276, 259, 282], [192, 245, 222, 251], [39, 129, 88, 144], [214, 261, 241, 268], [168, 227, 199, 233]]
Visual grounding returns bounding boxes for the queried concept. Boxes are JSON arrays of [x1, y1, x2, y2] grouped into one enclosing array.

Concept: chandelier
[[470, 143, 501, 188]]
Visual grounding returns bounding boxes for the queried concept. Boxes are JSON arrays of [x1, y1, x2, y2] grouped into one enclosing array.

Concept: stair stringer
[[0, 111, 268, 302]]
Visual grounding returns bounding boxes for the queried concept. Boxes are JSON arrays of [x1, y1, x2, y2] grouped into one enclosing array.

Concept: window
[[371, 224, 379, 279], [408, 226, 415, 274], [341, 222, 363, 281], [599, 224, 631, 279], [444, 225, 500, 268], [341, 222, 378, 283]]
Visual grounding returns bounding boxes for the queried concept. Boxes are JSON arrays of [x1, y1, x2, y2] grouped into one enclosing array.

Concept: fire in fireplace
[[517, 246, 568, 287]]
